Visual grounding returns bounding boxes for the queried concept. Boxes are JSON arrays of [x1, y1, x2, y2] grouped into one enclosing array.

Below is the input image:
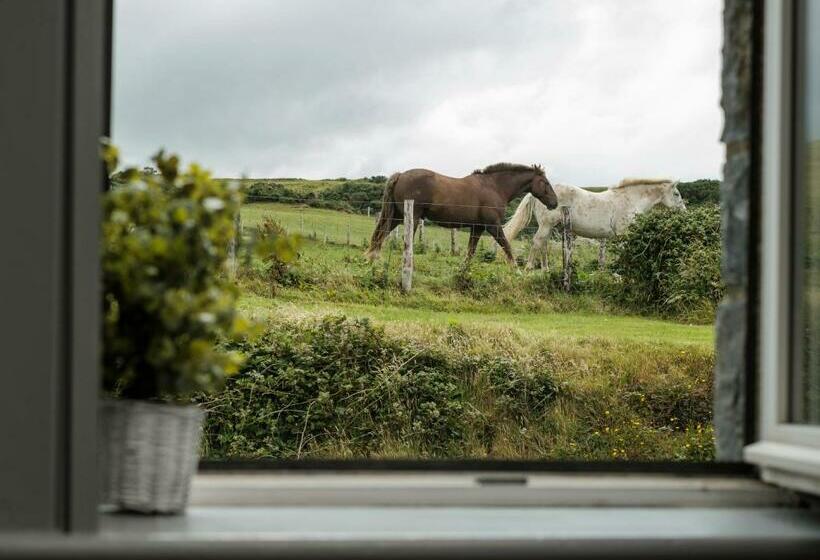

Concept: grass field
[[242, 201, 506, 252], [239, 293, 713, 349], [239, 201, 715, 345], [204, 199, 718, 462]]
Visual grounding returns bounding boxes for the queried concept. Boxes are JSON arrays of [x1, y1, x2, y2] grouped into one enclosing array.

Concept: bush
[[451, 262, 499, 298], [609, 204, 722, 319], [199, 316, 467, 458], [254, 217, 299, 288], [319, 180, 385, 213], [664, 241, 723, 319], [487, 357, 558, 419], [357, 263, 390, 290], [197, 315, 711, 461], [102, 148, 249, 400], [244, 179, 384, 214], [244, 181, 301, 202], [677, 179, 720, 206]]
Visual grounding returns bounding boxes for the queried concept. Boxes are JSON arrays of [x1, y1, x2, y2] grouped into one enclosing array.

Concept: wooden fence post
[[450, 229, 457, 256], [235, 204, 242, 239], [598, 240, 606, 270], [402, 199, 414, 292], [561, 206, 573, 292], [367, 206, 372, 218], [418, 218, 425, 245], [299, 211, 304, 235], [346, 222, 351, 246], [228, 207, 241, 279]]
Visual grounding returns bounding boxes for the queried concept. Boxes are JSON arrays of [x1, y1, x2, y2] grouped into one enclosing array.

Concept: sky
[[112, 0, 724, 185]]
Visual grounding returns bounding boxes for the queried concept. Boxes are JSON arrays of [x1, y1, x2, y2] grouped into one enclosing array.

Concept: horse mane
[[611, 177, 674, 189], [473, 163, 545, 176]]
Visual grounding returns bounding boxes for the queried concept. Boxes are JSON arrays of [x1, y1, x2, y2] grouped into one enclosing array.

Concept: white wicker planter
[[99, 399, 204, 514]]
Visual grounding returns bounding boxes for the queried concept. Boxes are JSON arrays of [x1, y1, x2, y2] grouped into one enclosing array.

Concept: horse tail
[[365, 172, 401, 260], [503, 193, 535, 240]]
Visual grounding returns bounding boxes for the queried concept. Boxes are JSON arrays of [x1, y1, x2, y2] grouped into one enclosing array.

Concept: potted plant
[[99, 145, 252, 514]]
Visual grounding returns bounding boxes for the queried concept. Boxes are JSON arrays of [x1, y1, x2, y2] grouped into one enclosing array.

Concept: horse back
[[392, 169, 502, 224]]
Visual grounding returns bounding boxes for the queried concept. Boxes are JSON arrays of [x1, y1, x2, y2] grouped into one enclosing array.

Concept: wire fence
[[240, 194, 553, 253], [244, 194, 535, 211], [235, 194, 608, 291]]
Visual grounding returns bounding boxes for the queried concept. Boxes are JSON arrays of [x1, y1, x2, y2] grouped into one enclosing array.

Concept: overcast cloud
[[113, 0, 723, 185]]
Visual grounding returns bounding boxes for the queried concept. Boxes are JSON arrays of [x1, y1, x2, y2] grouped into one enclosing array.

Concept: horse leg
[[465, 225, 482, 262], [412, 206, 425, 240], [529, 226, 550, 271], [488, 224, 516, 267], [366, 206, 401, 260]]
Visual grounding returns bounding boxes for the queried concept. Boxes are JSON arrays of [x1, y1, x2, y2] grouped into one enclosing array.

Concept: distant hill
[[586, 179, 720, 205], [209, 175, 721, 212]]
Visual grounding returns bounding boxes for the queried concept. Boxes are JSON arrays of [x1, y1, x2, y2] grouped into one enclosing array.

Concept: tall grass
[[200, 316, 714, 461]]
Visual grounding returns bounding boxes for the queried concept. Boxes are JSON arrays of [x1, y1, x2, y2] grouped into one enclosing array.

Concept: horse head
[[530, 168, 558, 210], [659, 181, 686, 211]]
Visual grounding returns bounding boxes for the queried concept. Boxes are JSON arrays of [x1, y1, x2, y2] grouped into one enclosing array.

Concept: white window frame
[[744, 0, 820, 496]]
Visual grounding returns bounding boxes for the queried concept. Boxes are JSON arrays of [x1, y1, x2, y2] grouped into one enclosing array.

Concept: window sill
[[2, 474, 818, 559], [745, 441, 820, 496], [186, 471, 796, 508], [2, 506, 819, 559]]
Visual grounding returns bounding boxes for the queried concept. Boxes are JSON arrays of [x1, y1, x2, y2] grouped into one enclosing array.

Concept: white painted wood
[[187, 473, 794, 508], [744, 0, 820, 498]]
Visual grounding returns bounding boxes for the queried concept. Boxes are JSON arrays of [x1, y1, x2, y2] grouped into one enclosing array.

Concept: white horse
[[503, 178, 686, 270]]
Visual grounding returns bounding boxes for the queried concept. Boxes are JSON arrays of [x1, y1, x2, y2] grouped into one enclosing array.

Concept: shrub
[[199, 316, 467, 458], [102, 148, 249, 400], [609, 204, 722, 319], [487, 357, 558, 419], [451, 262, 498, 298], [197, 315, 709, 461], [664, 241, 723, 321], [479, 247, 498, 263], [677, 179, 720, 206], [254, 217, 299, 288], [319, 180, 385, 213], [357, 263, 390, 290], [244, 181, 302, 203], [244, 179, 384, 214]]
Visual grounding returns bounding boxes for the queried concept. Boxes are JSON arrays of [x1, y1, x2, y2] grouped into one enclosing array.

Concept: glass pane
[[111, 0, 724, 464], [794, 0, 820, 424]]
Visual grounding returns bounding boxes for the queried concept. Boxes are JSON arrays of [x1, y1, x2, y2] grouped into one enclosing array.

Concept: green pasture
[[239, 293, 713, 350], [241, 201, 528, 251], [207, 199, 720, 462], [237, 201, 714, 349]]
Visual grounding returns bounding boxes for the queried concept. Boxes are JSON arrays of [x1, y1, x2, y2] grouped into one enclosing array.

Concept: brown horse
[[366, 163, 558, 264]]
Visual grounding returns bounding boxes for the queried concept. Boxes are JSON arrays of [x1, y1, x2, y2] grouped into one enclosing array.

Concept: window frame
[[744, 0, 820, 496], [7, 0, 818, 540], [104, 1, 757, 479]]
